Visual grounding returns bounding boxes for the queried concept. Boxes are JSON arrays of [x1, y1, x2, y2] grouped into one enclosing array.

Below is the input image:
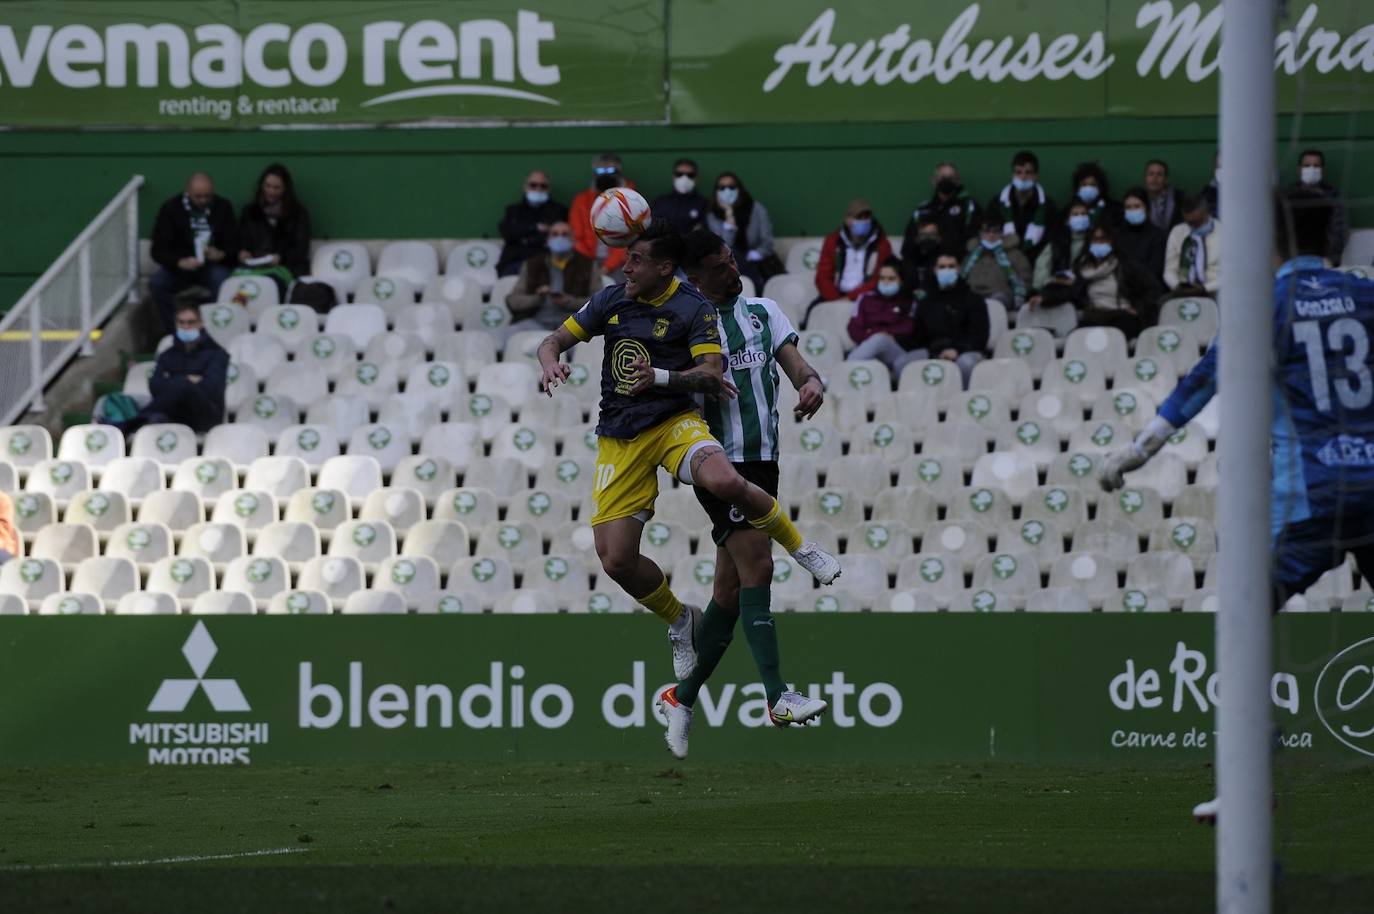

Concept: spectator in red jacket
[[569, 152, 636, 277], [814, 198, 893, 304], [845, 258, 924, 379]]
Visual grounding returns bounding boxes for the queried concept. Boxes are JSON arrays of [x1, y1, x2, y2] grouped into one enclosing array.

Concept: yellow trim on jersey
[[563, 316, 590, 342], [637, 277, 681, 306], [690, 342, 723, 359]]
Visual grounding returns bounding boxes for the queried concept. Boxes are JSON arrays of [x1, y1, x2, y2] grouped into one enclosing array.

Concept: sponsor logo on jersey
[[727, 349, 769, 370], [1317, 434, 1374, 468]]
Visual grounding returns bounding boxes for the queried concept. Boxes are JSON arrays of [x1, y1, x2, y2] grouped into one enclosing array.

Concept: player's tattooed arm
[[776, 341, 824, 420], [537, 326, 579, 397], [627, 354, 738, 399]]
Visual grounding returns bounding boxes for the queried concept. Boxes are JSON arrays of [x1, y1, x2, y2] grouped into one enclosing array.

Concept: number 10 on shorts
[[594, 463, 616, 492]]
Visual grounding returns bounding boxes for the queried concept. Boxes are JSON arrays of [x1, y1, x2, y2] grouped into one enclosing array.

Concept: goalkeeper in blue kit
[[1099, 187, 1374, 821]]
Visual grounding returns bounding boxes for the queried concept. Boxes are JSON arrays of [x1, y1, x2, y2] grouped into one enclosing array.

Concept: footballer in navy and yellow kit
[[563, 271, 721, 524], [535, 223, 840, 733]]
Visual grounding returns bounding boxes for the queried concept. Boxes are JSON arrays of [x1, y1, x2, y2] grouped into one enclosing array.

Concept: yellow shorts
[[590, 410, 719, 526]]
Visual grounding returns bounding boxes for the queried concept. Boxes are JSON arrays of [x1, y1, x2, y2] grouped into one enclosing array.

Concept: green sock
[[675, 600, 737, 707], [739, 585, 786, 706]]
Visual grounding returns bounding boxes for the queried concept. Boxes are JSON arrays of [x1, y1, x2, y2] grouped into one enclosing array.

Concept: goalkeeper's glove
[[1098, 416, 1175, 492]]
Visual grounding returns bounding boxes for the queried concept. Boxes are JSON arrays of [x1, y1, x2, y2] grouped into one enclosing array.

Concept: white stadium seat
[[310, 242, 371, 295], [216, 275, 279, 315], [204, 424, 271, 471], [36, 591, 101, 616], [116, 591, 179, 616], [360, 487, 426, 535], [179, 522, 248, 570], [191, 590, 257, 615], [0, 424, 53, 469], [139, 488, 207, 533], [147, 555, 216, 608], [98, 457, 164, 504], [221, 555, 290, 608], [26, 458, 92, 506], [325, 304, 389, 351], [70, 556, 139, 610], [283, 487, 352, 536], [267, 589, 332, 615], [355, 274, 419, 316], [106, 521, 174, 569], [59, 424, 124, 472], [30, 522, 99, 572], [379, 241, 440, 289]]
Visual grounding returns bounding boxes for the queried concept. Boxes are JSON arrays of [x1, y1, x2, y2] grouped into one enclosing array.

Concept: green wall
[[3, 113, 1371, 308]]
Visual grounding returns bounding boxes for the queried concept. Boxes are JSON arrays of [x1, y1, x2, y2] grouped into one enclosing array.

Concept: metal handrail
[[1, 175, 144, 424]]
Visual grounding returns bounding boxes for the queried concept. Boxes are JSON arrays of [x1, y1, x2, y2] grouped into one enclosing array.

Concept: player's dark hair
[[673, 157, 698, 172], [1011, 150, 1039, 171], [1275, 187, 1332, 259], [1180, 194, 1209, 215], [1145, 158, 1169, 175], [978, 212, 1003, 232], [1298, 148, 1325, 166], [174, 301, 202, 318], [681, 228, 727, 274], [1122, 185, 1149, 208], [636, 220, 686, 267]]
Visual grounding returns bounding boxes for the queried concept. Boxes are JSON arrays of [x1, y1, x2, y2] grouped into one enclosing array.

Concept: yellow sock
[[748, 498, 803, 553], [635, 574, 684, 624]]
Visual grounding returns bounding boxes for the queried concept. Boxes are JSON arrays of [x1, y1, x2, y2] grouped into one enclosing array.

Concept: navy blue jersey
[[1157, 258, 1374, 534], [563, 278, 722, 439]]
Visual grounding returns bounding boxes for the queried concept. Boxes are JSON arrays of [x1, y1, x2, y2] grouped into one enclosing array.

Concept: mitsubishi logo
[[147, 622, 250, 713]]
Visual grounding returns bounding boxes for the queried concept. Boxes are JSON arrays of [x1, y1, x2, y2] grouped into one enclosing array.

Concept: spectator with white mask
[[1285, 149, 1348, 263]]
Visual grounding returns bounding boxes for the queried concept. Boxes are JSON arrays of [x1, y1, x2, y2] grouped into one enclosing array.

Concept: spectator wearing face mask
[[1116, 187, 1167, 282], [910, 161, 981, 254], [122, 302, 228, 434], [846, 259, 922, 377], [1164, 196, 1222, 298], [505, 220, 595, 336], [986, 150, 1057, 262], [1143, 159, 1185, 231], [1068, 162, 1121, 230], [900, 217, 944, 293], [962, 215, 1031, 312], [569, 152, 636, 276], [650, 158, 711, 236], [1201, 151, 1222, 220], [150, 171, 238, 334], [814, 198, 892, 305], [911, 253, 990, 387], [497, 169, 569, 278], [704, 171, 777, 288], [1075, 224, 1161, 339], [1285, 149, 1348, 263], [1021, 201, 1093, 337]]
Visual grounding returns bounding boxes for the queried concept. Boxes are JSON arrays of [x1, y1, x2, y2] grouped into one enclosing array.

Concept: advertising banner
[[1, 1, 1370, 127], [0, 0, 665, 127], [669, 0, 1374, 123], [3, 615, 1374, 765]]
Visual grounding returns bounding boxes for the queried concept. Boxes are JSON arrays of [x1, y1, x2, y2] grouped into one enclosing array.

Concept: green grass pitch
[[2, 761, 1372, 913]]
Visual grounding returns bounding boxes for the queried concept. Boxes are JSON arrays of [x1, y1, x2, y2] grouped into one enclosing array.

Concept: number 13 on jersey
[[1293, 318, 1373, 413]]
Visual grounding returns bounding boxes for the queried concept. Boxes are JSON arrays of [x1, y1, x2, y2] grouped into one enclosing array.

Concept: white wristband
[[652, 368, 670, 387]]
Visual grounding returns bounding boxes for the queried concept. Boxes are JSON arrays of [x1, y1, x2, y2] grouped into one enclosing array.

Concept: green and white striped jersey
[[697, 295, 799, 462]]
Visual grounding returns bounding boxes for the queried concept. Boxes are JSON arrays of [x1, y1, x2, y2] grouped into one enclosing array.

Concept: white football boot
[[792, 542, 842, 585], [768, 690, 829, 728], [656, 686, 692, 759], [668, 604, 702, 680], [1192, 797, 1218, 824]]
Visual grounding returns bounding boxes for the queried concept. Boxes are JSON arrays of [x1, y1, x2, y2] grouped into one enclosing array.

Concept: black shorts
[[693, 461, 779, 547]]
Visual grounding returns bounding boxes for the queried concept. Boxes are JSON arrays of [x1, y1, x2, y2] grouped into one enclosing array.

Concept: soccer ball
[[590, 188, 652, 248]]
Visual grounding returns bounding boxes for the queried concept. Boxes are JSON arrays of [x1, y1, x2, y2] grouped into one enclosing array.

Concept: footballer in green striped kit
[[653, 229, 834, 759]]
